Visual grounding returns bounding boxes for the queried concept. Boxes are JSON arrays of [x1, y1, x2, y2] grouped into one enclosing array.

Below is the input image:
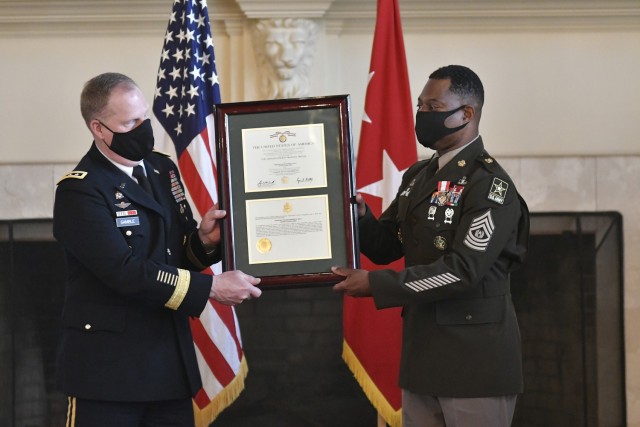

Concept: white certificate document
[[246, 195, 332, 264], [242, 124, 328, 192]]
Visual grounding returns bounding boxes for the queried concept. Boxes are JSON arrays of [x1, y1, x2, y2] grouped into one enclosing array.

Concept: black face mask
[[99, 118, 154, 162], [415, 105, 468, 149]]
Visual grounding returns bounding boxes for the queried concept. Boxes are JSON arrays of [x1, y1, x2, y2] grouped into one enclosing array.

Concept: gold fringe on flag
[[192, 355, 249, 427], [342, 340, 402, 427]]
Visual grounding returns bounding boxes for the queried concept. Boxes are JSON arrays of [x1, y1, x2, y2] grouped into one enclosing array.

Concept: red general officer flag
[[152, 1, 247, 426], [342, 0, 417, 425]]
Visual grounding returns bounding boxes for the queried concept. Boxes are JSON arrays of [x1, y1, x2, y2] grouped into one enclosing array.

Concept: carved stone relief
[[251, 18, 319, 99]]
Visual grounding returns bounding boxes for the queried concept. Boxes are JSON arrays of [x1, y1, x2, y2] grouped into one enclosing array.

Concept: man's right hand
[[210, 271, 262, 305], [355, 193, 366, 218]]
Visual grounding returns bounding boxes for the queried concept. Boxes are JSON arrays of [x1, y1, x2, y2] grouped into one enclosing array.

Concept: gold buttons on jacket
[[84, 324, 92, 330], [465, 315, 473, 321], [434, 236, 447, 250], [126, 230, 132, 236]]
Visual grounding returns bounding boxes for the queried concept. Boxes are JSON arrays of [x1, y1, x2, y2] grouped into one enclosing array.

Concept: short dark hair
[[429, 65, 484, 108], [80, 72, 138, 126]]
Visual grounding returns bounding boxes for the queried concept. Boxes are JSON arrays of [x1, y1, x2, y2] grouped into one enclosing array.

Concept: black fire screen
[[0, 212, 625, 427]]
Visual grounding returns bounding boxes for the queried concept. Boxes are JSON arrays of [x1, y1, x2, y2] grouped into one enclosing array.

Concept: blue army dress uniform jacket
[[359, 137, 529, 398], [53, 144, 219, 402]]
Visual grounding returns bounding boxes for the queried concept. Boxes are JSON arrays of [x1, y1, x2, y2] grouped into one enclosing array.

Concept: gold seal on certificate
[[257, 238, 272, 253], [246, 195, 331, 265]]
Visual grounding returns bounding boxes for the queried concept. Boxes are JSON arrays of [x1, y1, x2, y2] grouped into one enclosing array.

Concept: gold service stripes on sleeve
[[164, 268, 190, 310]]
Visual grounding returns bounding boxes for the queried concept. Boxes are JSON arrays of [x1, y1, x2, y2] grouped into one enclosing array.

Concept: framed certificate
[[214, 95, 359, 289]]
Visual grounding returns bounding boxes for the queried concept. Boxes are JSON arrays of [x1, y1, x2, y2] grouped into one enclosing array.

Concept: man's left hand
[[332, 266, 372, 297]]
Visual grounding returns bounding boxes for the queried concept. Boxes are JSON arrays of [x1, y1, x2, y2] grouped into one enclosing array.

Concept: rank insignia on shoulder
[[487, 177, 509, 205], [57, 170, 87, 184]]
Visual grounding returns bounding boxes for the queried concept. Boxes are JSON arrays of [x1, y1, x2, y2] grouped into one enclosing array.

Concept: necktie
[[132, 165, 153, 195]]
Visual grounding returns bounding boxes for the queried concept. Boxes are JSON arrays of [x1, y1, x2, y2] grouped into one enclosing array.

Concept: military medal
[[448, 185, 464, 206], [427, 206, 437, 221], [434, 235, 447, 251], [444, 208, 454, 224], [436, 181, 450, 206]]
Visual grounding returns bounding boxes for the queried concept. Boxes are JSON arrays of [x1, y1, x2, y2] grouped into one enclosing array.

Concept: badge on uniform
[[487, 178, 509, 205], [116, 210, 138, 217], [400, 179, 416, 197], [116, 217, 140, 227], [444, 208, 454, 224], [115, 201, 131, 209], [427, 205, 437, 220]]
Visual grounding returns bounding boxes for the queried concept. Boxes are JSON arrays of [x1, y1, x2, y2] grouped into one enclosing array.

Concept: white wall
[[2, 1, 640, 163], [334, 29, 640, 158]]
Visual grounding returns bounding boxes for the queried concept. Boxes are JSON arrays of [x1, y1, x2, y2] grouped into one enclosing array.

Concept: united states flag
[[152, 0, 247, 425]]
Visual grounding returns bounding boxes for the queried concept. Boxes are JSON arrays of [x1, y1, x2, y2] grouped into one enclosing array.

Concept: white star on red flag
[[357, 149, 407, 211]]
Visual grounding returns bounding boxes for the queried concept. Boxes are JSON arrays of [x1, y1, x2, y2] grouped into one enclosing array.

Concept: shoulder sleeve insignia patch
[[487, 177, 509, 204], [464, 209, 495, 252], [57, 170, 88, 185]]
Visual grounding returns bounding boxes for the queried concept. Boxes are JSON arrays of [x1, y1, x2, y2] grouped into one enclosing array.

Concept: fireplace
[[0, 213, 625, 426], [511, 212, 625, 426]]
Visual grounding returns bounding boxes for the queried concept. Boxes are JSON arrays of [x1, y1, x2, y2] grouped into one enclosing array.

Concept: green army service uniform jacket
[[359, 137, 529, 397]]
